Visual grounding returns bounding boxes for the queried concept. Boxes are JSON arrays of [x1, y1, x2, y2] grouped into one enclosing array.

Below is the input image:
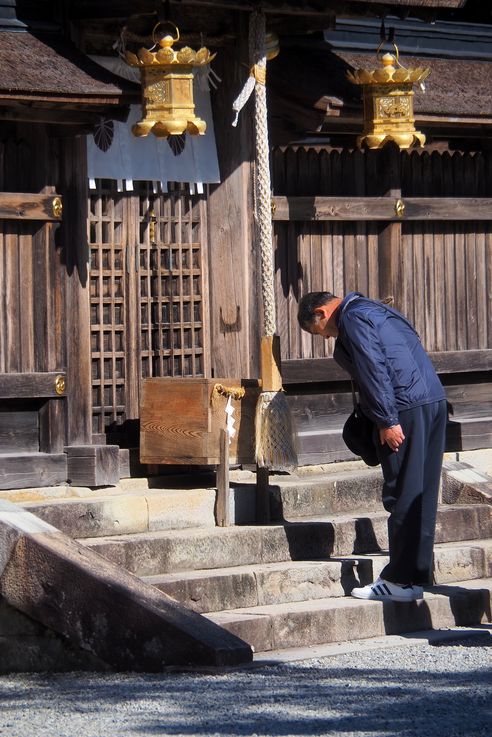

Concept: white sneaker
[[351, 578, 423, 603]]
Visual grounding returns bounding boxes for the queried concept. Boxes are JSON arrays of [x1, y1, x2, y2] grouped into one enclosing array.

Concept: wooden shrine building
[[0, 0, 491, 489]]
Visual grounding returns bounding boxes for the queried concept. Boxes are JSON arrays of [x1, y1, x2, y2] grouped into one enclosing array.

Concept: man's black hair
[[297, 291, 338, 329]]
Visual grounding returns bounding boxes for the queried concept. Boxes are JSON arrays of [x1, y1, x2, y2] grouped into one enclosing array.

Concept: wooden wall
[[272, 146, 492, 360], [0, 124, 91, 487], [271, 145, 492, 463]]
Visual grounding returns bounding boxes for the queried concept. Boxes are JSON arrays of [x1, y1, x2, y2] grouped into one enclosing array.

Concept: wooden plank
[[18, 222, 35, 371], [39, 398, 66, 454], [260, 335, 283, 392], [0, 193, 63, 221], [476, 227, 487, 349], [0, 372, 67, 398], [271, 196, 492, 221], [465, 225, 479, 349], [423, 220, 436, 350], [353, 150, 368, 294], [443, 223, 457, 350], [378, 221, 401, 304], [412, 221, 426, 346], [445, 418, 492, 453], [0, 452, 67, 490], [274, 222, 290, 358], [487, 225, 492, 349], [455, 222, 467, 351], [445, 382, 492, 416], [282, 350, 492, 384], [0, 409, 38, 453]]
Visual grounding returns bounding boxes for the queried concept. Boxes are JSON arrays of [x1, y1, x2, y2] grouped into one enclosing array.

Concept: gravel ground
[[0, 633, 490, 737]]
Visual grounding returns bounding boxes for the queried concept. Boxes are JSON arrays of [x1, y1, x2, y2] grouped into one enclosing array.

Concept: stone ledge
[[442, 461, 492, 505], [0, 500, 252, 670]]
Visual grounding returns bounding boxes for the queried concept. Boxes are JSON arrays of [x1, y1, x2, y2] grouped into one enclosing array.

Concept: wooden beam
[[272, 197, 492, 222], [347, 1, 465, 7], [282, 350, 492, 384], [0, 453, 67, 490], [0, 372, 67, 398], [0, 193, 63, 221]]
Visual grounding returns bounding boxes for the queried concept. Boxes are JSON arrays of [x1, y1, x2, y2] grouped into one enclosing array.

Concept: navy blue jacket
[[334, 293, 446, 429]]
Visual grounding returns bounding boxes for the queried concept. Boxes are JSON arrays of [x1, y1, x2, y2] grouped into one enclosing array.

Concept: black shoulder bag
[[342, 381, 380, 466]]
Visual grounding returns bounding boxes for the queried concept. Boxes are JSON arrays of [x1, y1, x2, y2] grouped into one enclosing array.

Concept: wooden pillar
[[377, 143, 403, 304], [207, 29, 258, 381], [59, 135, 92, 446]]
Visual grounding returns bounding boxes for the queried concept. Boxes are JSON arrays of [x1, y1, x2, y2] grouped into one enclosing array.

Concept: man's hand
[[379, 424, 405, 452]]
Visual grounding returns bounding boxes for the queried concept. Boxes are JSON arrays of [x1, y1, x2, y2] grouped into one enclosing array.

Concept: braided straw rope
[[249, 13, 276, 337], [232, 11, 297, 470]]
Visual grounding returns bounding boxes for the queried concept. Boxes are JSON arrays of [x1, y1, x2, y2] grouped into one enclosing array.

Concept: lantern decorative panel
[[348, 46, 430, 150], [125, 23, 215, 138]]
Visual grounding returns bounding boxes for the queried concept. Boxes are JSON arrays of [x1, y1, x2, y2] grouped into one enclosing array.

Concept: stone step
[[205, 578, 492, 652], [16, 467, 386, 537], [143, 539, 492, 613], [255, 468, 384, 519], [81, 503, 492, 577], [20, 487, 217, 537]]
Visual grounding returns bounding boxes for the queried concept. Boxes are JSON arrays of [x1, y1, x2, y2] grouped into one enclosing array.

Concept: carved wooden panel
[[88, 180, 209, 437]]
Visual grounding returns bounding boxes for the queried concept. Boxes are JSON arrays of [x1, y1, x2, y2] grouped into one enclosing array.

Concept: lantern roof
[[125, 26, 215, 69], [347, 52, 431, 85]]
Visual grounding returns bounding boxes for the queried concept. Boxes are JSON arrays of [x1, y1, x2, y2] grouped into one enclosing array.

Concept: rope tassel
[[255, 390, 297, 471]]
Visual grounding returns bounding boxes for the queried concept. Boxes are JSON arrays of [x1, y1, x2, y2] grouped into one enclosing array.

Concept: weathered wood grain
[[0, 372, 67, 398], [0, 452, 67, 490], [272, 196, 492, 221], [0, 192, 63, 221], [282, 350, 492, 384], [140, 378, 260, 465]]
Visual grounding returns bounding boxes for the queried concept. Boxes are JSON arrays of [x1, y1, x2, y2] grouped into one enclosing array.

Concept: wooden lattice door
[[89, 180, 210, 442]]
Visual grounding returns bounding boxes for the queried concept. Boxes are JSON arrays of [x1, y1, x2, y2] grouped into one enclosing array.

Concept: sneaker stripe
[[372, 584, 389, 597]]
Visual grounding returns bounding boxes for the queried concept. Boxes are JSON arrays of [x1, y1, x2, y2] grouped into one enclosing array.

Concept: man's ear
[[314, 305, 329, 319]]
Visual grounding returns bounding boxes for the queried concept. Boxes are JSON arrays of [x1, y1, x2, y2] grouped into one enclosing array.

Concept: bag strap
[[350, 380, 358, 410]]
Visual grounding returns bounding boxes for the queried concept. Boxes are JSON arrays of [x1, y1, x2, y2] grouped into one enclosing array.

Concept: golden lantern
[[347, 44, 430, 150], [125, 23, 216, 138]]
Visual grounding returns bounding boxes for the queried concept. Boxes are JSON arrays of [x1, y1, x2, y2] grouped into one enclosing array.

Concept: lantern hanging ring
[[152, 20, 180, 46], [376, 40, 405, 70]]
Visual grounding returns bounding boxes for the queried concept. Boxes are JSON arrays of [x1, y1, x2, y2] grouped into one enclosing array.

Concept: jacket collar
[[335, 292, 364, 327]]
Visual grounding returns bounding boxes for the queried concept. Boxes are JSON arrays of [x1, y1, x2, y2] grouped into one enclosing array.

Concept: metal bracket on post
[[216, 428, 231, 526]]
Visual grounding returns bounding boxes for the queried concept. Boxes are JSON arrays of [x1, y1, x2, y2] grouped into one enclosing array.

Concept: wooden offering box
[[140, 378, 260, 465]]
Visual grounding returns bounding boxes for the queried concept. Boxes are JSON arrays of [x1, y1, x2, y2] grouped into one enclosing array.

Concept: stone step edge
[[207, 577, 492, 620], [80, 502, 491, 544], [0, 464, 379, 503], [142, 537, 492, 585], [205, 578, 492, 652], [252, 625, 492, 663], [142, 541, 492, 614]]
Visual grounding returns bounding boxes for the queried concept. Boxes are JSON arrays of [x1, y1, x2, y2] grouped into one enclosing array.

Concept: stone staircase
[[1, 460, 491, 669]]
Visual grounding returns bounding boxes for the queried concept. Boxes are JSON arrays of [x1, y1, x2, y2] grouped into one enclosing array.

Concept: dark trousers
[[376, 399, 447, 586]]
